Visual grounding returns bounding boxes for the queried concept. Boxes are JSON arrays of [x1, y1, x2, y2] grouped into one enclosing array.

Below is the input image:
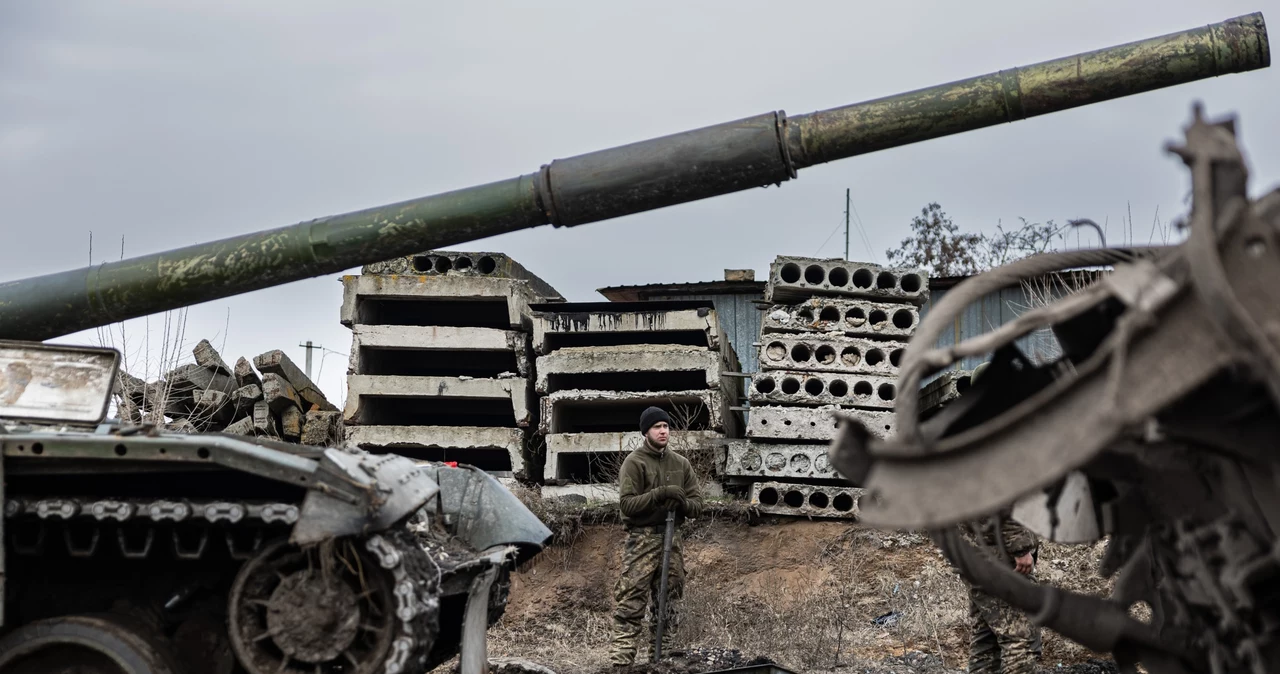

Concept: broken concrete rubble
[[111, 339, 344, 447]]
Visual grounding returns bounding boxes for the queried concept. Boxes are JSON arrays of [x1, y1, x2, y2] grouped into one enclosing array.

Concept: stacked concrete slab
[[730, 256, 928, 519], [531, 300, 742, 500], [340, 251, 563, 480]]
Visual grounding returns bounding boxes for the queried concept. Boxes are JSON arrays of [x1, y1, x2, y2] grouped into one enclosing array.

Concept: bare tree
[[884, 203, 985, 276], [885, 203, 1067, 276]]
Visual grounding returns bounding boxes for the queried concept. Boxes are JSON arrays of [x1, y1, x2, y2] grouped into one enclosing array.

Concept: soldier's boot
[[968, 620, 1001, 673]]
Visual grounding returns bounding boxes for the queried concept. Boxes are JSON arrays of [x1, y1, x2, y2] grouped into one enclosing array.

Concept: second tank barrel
[[0, 12, 1267, 341]]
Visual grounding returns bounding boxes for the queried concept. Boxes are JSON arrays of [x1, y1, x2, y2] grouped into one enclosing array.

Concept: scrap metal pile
[[832, 106, 1280, 673]]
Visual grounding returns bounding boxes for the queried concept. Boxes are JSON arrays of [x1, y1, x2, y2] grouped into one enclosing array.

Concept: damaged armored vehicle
[[832, 104, 1280, 674]]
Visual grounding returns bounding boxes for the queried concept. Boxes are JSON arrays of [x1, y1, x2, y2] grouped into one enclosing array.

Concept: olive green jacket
[[617, 440, 704, 528]]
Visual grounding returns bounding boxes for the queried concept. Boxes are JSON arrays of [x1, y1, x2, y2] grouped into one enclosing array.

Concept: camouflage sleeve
[[617, 456, 662, 518], [1001, 516, 1037, 558], [681, 456, 704, 519]]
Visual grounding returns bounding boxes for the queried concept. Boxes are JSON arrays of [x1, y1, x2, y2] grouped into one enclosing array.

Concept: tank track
[[4, 497, 452, 674]]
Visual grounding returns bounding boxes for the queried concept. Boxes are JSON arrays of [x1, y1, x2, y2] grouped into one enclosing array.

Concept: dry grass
[[485, 510, 1118, 674]]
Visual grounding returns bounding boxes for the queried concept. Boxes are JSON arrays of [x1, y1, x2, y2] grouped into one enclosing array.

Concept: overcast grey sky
[[2, 1, 1277, 406]]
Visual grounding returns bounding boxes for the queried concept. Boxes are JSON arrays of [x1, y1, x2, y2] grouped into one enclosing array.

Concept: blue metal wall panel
[[919, 279, 1074, 384]]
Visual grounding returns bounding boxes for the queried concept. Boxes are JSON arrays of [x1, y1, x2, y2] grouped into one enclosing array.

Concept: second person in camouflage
[[607, 406, 704, 666]]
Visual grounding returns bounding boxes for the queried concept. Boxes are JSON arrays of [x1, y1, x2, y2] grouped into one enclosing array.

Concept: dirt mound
[[488, 512, 1116, 674], [594, 648, 774, 674]]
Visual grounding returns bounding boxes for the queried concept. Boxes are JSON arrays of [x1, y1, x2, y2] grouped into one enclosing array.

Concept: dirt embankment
[[485, 504, 1116, 674]]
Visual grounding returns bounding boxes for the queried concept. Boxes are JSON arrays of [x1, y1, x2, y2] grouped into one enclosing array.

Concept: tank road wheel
[[228, 528, 440, 674], [0, 614, 178, 674]]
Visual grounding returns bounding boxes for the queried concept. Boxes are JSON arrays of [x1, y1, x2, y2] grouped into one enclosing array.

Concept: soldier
[[963, 361, 1041, 674], [607, 406, 704, 666]]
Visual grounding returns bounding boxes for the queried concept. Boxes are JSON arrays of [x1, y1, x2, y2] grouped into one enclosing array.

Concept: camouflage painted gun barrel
[[0, 12, 1267, 342]]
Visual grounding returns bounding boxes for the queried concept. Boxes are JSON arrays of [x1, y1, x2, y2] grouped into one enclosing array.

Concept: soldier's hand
[[1014, 552, 1034, 574], [664, 497, 686, 513], [658, 485, 686, 501]]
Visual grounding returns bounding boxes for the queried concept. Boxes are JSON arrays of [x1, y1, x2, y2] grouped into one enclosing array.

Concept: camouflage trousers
[[607, 527, 685, 665], [968, 573, 1038, 674]]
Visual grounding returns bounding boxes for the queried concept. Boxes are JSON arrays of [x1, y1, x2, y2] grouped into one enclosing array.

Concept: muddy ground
[[481, 495, 1118, 674]]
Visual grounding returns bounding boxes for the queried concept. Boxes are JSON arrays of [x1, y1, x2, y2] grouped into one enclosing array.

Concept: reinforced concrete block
[[761, 298, 919, 339], [538, 388, 737, 437], [530, 302, 723, 355], [344, 425, 526, 478], [362, 249, 564, 302], [759, 334, 907, 377], [748, 370, 899, 410], [344, 374, 532, 427], [349, 324, 531, 378], [746, 405, 895, 442], [340, 274, 539, 330], [542, 430, 724, 483], [919, 369, 974, 419], [766, 256, 929, 305], [749, 481, 863, 520], [535, 344, 724, 395], [725, 440, 838, 480]]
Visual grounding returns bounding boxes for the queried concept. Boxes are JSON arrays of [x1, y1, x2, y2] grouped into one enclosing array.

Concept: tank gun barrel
[[0, 12, 1267, 341]]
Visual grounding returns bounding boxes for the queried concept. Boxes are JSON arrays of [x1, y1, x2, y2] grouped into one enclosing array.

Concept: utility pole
[[298, 340, 320, 380], [844, 188, 851, 260]]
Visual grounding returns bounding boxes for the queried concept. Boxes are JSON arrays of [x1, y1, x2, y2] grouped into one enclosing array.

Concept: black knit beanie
[[639, 406, 672, 435]]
